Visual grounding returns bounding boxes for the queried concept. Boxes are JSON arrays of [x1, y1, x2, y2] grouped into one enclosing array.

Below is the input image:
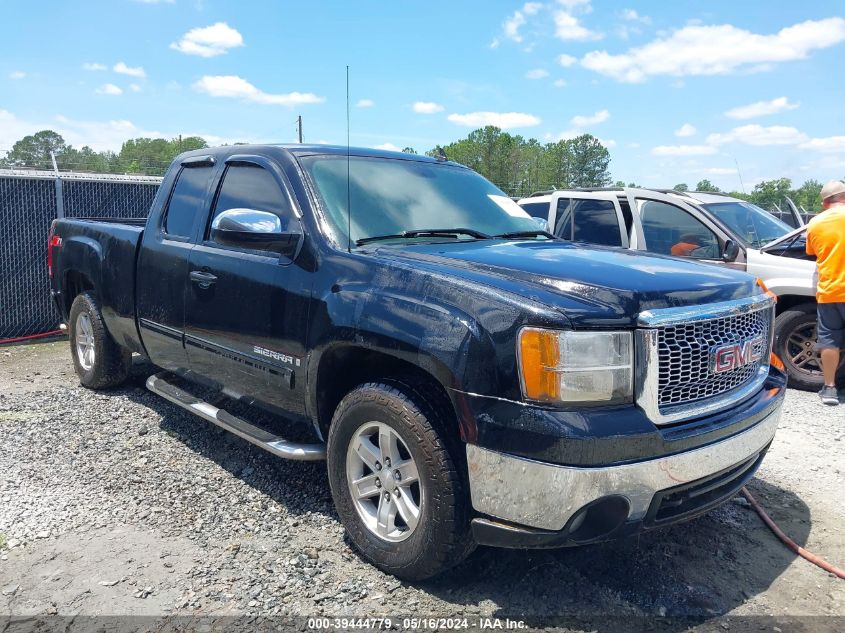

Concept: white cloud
[[171, 22, 244, 57], [9, 71, 25, 79], [356, 99, 375, 108], [525, 68, 549, 79], [598, 137, 617, 148], [412, 101, 444, 114], [652, 145, 718, 156], [96, 83, 123, 96], [557, 53, 578, 67], [724, 96, 800, 120], [113, 62, 146, 78], [500, 2, 543, 45], [0, 109, 246, 153], [581, 17, 845, 83], [706, 125, 808, 146], [554, 9, 603, 41], [374, 142, 401, 151], [193, 75, 324, 107], [129, 83, 142, 93], [558, 0, 592, 10], [82, 62, 107, 71], [675, 123, 697, 137], [621, 9, 650, 23], [799, 136, 845, 153], [447, 111, 541, 129], [553, 79, 567, 88], [701, 167, 738, 175], [570, 109, 609, 126]]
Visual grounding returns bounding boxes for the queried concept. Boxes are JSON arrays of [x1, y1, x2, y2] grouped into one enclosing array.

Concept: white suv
[[518, 188, 836, 391]]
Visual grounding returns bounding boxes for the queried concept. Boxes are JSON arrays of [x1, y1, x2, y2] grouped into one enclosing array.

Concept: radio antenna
[[346, 65, 351, 253], [733, 154, 746, 194]]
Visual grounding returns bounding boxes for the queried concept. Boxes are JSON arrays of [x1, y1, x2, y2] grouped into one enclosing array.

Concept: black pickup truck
[[49, 145, 786, 580]]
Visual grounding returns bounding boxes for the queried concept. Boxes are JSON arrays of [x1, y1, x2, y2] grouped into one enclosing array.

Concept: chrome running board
[[146, 372, 326, 461]]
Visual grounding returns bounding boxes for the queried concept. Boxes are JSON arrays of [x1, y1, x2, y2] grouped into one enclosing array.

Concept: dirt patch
[[0, 341, 843, 629]]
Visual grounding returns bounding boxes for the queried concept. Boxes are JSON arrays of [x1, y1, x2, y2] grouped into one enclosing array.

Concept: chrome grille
[[657, 307, 772, 408]]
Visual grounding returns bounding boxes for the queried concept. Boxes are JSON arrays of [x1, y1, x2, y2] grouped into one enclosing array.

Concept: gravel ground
[[1, 340, 843, 630]]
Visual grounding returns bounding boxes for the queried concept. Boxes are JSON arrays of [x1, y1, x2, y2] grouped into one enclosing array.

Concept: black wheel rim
[[784, 322, 845, 377]]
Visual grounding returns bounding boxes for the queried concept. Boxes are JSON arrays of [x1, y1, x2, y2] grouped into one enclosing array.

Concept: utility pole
[[297, 116, 303, 143]]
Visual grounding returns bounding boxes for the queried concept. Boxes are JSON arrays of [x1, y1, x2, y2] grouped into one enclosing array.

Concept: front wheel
[[326, 381, 474, 580], [773, 303, 845, 391], [68, 292, 132, 389]]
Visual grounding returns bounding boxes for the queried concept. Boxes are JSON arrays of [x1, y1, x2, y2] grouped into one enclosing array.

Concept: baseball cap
[[820, 179, 845, 201]]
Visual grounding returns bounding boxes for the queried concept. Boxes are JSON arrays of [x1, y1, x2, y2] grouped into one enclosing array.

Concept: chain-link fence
[[0, 169, 161, 340]]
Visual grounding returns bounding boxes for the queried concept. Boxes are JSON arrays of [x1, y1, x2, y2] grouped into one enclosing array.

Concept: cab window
[[554, 198, 623, 247], [209, 164, 294, 234]]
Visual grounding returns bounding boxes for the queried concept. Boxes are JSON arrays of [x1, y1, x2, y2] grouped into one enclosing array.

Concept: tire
[[68, 292, 132, 389], [773, 303, 845, 391], [326, 380, 475, 580]]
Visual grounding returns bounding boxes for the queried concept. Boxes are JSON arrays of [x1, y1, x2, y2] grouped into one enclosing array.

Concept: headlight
[[518, 328, 633, 405]]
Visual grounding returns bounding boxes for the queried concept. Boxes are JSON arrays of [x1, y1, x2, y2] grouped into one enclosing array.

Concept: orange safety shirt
[[806, 203, 845, 303]]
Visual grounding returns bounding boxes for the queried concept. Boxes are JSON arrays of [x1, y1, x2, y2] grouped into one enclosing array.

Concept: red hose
[[0, 329, 65, 345], [741, 487, 845, 580]]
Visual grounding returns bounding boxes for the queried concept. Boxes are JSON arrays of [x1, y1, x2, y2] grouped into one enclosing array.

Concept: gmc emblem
[[710, 336, 764, 374]]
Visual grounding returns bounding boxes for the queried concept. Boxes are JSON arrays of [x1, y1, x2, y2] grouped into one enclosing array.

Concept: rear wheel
[[773, 303, 845, 391], [326, 381, 474, 580], [68, 292, 131, 389]]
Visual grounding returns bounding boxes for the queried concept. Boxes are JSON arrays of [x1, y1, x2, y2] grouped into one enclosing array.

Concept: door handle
[[189, 270, 217, 288]]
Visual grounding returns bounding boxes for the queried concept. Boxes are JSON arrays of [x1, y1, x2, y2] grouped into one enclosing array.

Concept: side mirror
[[211, 208, 300, 257], [722, 239, 740, 262], [531, 217, 551, 233]]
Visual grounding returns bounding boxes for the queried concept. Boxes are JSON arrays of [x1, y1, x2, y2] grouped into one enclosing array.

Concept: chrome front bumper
[[466, 404, 781, 532]]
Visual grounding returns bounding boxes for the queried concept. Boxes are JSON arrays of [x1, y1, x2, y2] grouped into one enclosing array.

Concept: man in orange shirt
[[806, 179, 845, 405]]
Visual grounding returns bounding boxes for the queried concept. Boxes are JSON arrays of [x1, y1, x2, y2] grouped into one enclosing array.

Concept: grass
[[0, 533, 7, 550]]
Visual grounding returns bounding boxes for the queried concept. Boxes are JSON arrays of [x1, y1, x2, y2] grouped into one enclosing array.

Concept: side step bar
[[146, 372, 326, 461]]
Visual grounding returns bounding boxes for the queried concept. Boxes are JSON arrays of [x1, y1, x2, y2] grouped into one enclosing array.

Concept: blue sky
[[2, 0, 844, 190]]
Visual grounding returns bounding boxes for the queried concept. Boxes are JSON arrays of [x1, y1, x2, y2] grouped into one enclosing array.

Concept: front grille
[[657, 307, 772, 408]]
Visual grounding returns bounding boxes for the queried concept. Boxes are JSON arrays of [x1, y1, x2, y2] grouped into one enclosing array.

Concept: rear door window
[[164, 166, 212, 238], [554, 198, 623, 247]]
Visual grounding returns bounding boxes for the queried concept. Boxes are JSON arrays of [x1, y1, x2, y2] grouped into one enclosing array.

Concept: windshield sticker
[[488, 194, 532, 218]]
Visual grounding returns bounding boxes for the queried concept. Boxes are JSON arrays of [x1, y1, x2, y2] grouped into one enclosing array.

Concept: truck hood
[[375, 240, 759, 327]]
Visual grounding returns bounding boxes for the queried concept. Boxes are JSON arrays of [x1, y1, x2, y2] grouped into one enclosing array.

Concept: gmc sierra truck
[[48, 145, 786, 580]]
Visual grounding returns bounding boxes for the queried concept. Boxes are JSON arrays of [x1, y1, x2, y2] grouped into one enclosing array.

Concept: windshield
[[299, 155, 538, 246], [700, 201, 791, 247]]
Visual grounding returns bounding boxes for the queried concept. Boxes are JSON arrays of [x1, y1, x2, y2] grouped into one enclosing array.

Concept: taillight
[[48, 233, 62, 278]]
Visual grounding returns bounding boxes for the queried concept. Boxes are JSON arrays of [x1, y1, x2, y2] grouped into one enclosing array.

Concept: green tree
[[401, 147, 417, 154], [567, 134, 612, 187], [4, 130, 68, 169], [673, 183, 689, 192], [792, 179, 823, 214], [750, 178, 792, 210], [695, 179, 720, 192]]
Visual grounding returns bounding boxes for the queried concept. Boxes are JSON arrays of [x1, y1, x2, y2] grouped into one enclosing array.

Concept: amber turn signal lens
[[756, 278, 777, 303], [770, 352, 785, 372], [519, 328, 560, 402]]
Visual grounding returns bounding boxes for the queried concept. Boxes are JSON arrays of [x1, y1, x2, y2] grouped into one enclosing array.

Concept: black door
[[183, 158, 309, 416], [137, 162, 215, 372]]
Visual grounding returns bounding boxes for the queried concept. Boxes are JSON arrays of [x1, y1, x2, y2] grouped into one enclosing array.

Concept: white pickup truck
[[518, 188, 838, 391]]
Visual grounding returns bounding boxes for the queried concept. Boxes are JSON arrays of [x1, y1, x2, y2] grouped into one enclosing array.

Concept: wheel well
[[63, 271, 95, 317], [315, 347, 459, 440], [775, 294, 815, 316]]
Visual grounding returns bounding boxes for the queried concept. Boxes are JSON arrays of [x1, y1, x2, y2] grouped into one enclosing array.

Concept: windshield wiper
[[493, 229, 556, 240], [356, 228, 491, 246]]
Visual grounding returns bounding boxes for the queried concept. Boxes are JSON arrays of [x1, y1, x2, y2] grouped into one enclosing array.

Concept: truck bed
[[51, 218, 145, 353]]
